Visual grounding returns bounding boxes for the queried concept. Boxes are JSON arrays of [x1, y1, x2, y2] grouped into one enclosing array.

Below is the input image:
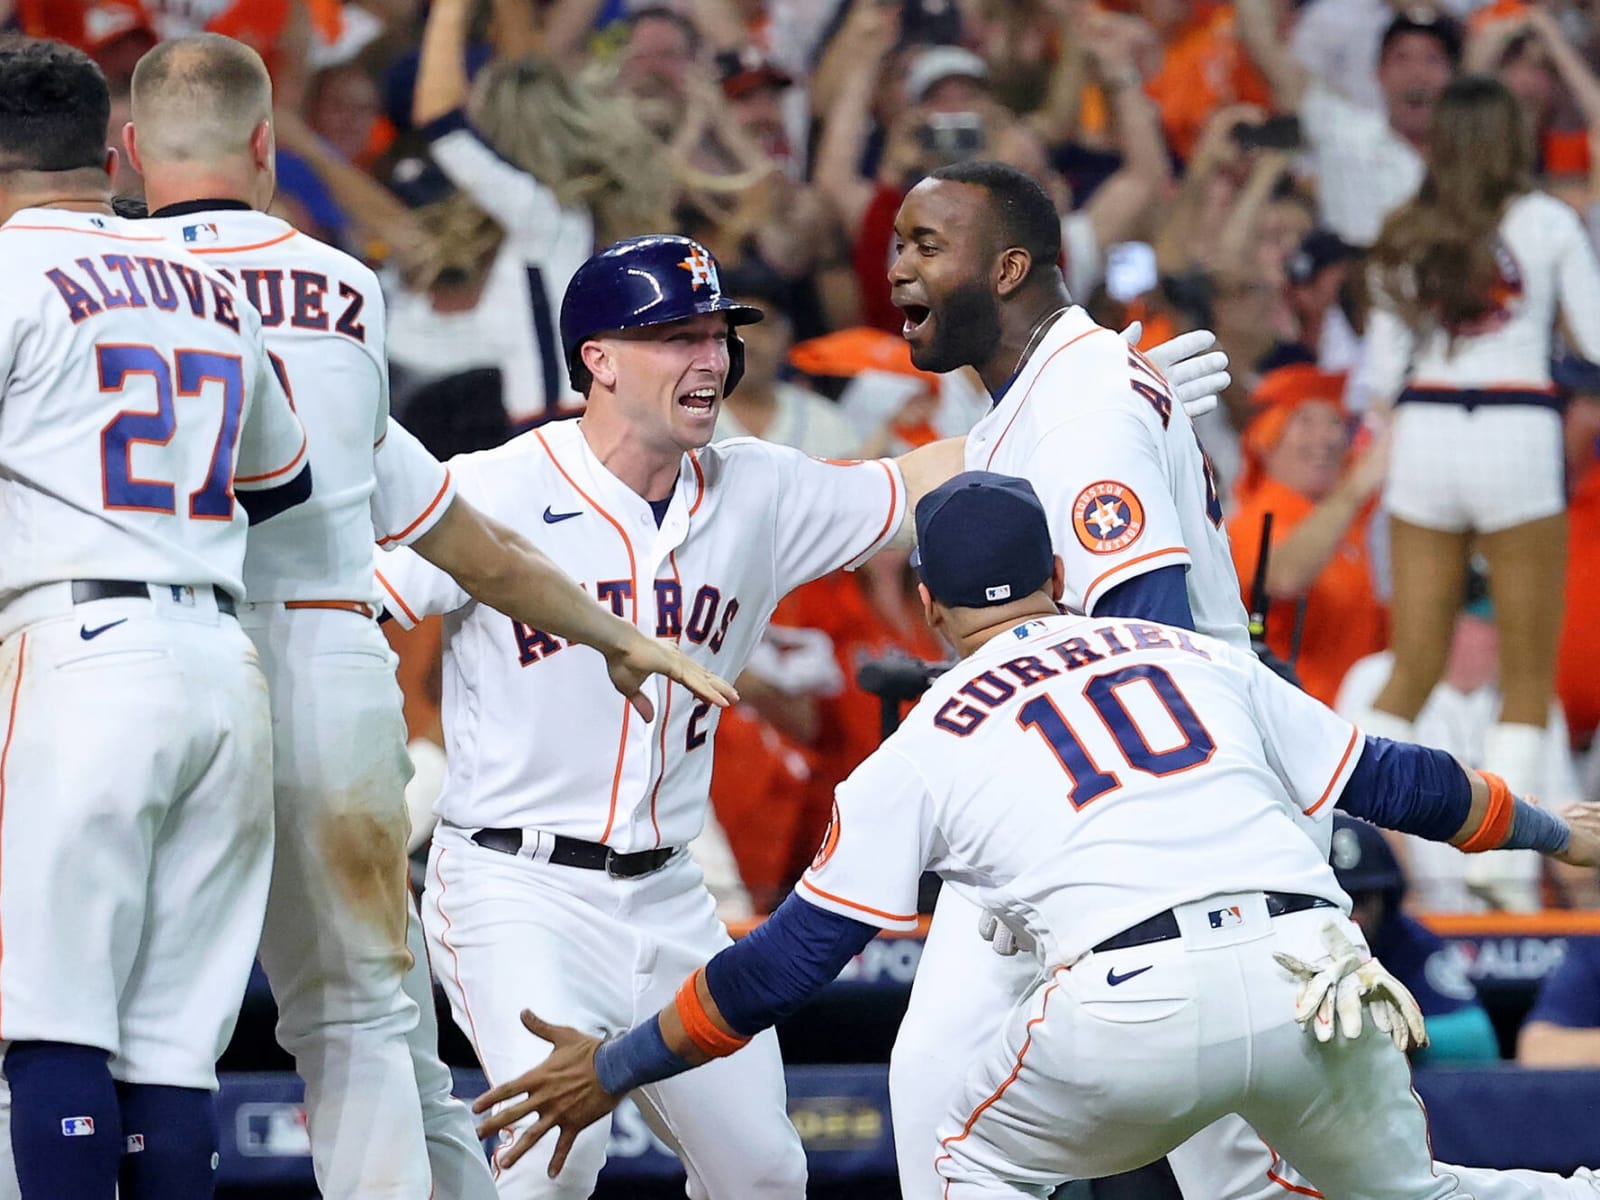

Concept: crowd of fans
[[20, 0, 1600, 926]]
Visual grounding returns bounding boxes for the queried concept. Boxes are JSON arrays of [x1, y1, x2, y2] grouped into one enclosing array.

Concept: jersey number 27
[[99, 343, 245, 520]]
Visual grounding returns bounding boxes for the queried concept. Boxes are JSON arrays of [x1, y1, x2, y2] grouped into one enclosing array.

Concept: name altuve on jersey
[[45, 252, 368, 344]]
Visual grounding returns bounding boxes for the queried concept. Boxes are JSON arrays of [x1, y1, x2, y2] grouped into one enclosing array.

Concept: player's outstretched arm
[[473, 895, 877, 1173], [887, 437, 966, 548], [410, 497, 738, 719]]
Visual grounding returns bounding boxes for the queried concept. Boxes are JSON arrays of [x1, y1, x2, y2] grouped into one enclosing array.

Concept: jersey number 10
[[99, 343, 245, 520], [1017, 664, 1216, 809]]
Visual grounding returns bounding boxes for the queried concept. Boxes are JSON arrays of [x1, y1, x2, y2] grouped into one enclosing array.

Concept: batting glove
[[1273, 922, 1429, 1054], [977, 909, 1035, 958], [1121, 323, 1231, 419]]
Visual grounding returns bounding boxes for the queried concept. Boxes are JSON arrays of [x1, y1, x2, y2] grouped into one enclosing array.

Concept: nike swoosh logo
[[543, 507, 582, 524], [79, 619, 128, 641], [1106, 964, 1153, 986]]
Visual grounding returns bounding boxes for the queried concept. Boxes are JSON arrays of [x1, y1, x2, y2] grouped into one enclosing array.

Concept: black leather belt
[[470, 828, 677, 879], [71, 579, 237, 617], [1093, 893, 1336, 954]]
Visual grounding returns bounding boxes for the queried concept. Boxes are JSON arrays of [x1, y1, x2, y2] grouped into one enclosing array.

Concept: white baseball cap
[[906, 46, 989, 103]]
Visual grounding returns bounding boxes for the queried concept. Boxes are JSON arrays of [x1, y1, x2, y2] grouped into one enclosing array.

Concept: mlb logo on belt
[[183, 222, 220, 244], [61, 1117, 95, 1137], [1208, 905, 1244, 929], [1072, 481, 1145, 554]]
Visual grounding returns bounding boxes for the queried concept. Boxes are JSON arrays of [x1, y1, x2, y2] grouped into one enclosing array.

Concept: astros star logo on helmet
[[678, 246, 719, 291], [1072, 481, 1145, 554]]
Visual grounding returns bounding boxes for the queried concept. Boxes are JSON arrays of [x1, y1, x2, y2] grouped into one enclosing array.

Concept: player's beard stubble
[[911, 279, 1003, 376]]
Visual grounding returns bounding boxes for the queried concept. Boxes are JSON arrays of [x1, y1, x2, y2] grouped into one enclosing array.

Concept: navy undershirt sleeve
[[1335, 736, 1472, 841], [1094, 563, 1196, 630], [703, 895, 880, 1036], [238, 462, 313, 525]]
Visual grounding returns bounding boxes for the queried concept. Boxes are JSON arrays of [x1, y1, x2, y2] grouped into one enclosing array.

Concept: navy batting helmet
[[560, 235, 764, 397], [1330, 815, 1406, 897]]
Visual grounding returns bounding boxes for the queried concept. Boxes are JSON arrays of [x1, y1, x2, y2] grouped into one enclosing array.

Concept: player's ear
[[102, 146, 119, 181], [1049, 555, 1064, 603], [580, 339, 618, 392], [121, 122, 141, 174], [995, 247, 1031, 299], [917, 582, 940, 632], [251, 119, 273, 170]]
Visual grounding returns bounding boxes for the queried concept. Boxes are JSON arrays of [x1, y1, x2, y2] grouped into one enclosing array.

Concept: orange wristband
[[1459, 770, 1516, 853], [674, 970, 751, 1059]]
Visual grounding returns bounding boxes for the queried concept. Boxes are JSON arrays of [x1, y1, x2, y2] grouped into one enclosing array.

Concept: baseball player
[[122, 35, 737, 1200], [885, 161, 1600, 1200], [469, 471, 1600, 1198], [376, 233, 972, 1197], [0, 38, 308, 1200]]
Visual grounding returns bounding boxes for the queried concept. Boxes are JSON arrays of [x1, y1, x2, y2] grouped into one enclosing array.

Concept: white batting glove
[[1121, 322, 1230, 418], [1273, 922, 1429, 1054], [976, 909, 1034, 957]]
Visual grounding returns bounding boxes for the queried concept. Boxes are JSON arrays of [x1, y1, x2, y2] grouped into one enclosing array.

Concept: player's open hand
[[605, 637, 740, 722], [1122, 324, 1231, 419], [473, 1011, 618, 1177], [1555, 802, 1600, 867]]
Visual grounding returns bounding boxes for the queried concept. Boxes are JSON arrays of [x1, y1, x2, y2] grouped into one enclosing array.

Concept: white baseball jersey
[[0, 208, 306, 605], [802, 613, 1358, 960], [376, 420, 905, 850], [964, 307, 1249, 650], [142, 208, 455, 600]]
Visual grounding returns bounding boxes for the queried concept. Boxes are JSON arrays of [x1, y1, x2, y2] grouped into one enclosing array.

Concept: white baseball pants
[[423, 824, 807, 1199]]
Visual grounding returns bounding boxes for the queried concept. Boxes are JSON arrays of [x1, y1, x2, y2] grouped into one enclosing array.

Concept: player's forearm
[[414, 0, 472, 128], [889, 439, 966, 548], [411, 499, 636, 659]]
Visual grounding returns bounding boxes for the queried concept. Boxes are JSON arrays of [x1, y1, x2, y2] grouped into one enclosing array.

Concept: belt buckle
[[604, 848, 630, 879]]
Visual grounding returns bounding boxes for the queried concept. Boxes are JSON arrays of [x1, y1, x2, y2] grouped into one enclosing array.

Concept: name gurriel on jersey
[[43, 252, 369, 345]]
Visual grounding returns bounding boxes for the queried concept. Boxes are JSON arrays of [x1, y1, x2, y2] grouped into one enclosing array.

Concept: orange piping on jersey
[[935, 967, 1066, 1196], [377, 470, 453, 547], [728, 913, 933, 939], [235, 428, 308, 484], [1305, 726, 1360, 816], [1260, 1138, 1323, 1197], [0, 633, 26, 1035], [1083, 547, 1189, 606], [675, 969, 751, 1058], [186, 229, 298, 256], [1458, 771, 1515, 853], [535, 429, 639, 844], [688, 452, 706, 517], [983, 328, 1104, 468], [837, 459, 902, 566], [374, 432, 388, 450], [0, 224, 164, 242], [799, 876, 918, 924], [375, 570, 421, 626]]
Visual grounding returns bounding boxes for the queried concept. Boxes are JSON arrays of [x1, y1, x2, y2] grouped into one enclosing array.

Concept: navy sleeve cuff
[[1094, 563, 1196, 630], [239, 462, 312, 525], [420, 108, 472, 143], [1337, 736, 1471, 840]]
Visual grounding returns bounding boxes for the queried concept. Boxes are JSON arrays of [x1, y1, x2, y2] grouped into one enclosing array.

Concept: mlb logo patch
[[183, 222, 220, 244], [1207, 905, 1244, 929], [985, 584, 1012, 602], [125, 1134, 145, 1154], [61, 1117, 95, 1137]]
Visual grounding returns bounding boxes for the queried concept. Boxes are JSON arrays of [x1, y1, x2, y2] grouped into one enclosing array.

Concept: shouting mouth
[[678, 385, 718, 414], [900, 303, 932, 341]]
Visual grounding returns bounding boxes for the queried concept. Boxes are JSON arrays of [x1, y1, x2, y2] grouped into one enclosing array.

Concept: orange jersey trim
[[983, 328, 1104, 468], [936, 969, 1065, 1196], [1459, 771, 1515, 853], [674, 970, 750, 1058], [1083, 546, 1189, 606], [186, 229, 298, 256], [1305, 726, 1361, 816], [0, 224, 164, 243], [377, 470, 453, 548], [799, 876, 918, 924], [534, 429, 639, 844], [375, 570, 421, 626], [688, 452, 706, 517], [1261, 1138, 1324, 1197], [235, 428, 308, 484]]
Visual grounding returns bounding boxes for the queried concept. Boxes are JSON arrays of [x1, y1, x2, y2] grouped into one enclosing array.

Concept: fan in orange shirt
[[1227, 364, 1390, 704]]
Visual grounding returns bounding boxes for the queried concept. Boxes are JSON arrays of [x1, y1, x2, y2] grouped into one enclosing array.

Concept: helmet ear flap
[[724, 330, 746, 397]]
